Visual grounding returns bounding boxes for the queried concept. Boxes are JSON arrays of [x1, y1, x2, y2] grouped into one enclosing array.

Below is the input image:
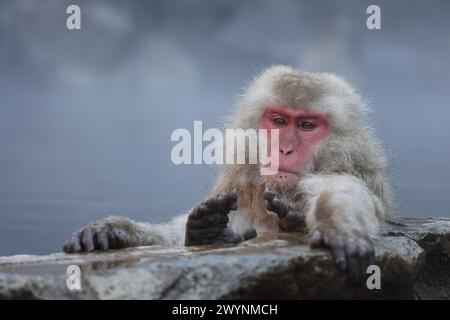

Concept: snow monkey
[[63, 65, 392, 283]]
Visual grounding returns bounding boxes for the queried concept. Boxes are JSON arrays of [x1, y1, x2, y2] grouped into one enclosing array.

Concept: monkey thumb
[[242, 228, 257, 241]]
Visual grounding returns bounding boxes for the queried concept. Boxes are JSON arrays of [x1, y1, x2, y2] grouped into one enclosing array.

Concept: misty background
[[0, 0, 449, 255]]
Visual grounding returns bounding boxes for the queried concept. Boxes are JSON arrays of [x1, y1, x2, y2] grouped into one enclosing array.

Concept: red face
[[260, 106, 328, 186]]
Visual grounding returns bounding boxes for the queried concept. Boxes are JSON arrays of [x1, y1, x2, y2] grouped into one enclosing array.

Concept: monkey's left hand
[[185, 189, 257, 246], [263, 187, 306, 232]]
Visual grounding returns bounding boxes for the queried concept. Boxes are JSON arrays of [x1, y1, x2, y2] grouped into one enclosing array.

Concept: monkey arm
[[63, 214, 189, 253], [62, 190, 258, 253], [136, 214, 189, 246], [300, 174, 382, 283]]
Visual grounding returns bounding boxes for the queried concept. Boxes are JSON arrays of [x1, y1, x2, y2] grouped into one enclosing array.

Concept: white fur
[[299, 174, 381, 241], [93, 65, 392, 248], [136, 213, 188, 246]]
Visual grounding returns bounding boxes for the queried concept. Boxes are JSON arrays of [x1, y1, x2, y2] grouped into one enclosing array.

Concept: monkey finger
[[106, 228, 118, 248], [263, 188, 292, 218], [228, 199, 238, 211], [185, 228, 206, 246], [345, 244, 364, 284], [310, 229, 348, 271], [324, 233, 347, 271], [359, 244, 375, 280], [217, 228, 243, 244], [223, 188, 238, 202], [265, 199, 275, 210], [95, 227, 109, 250], [262, 187, 277, 202], [71, 233, 83, 252], [63, 232, 82, 253], [111, 227, 129, 248], [347, 256, 362, 284], [270, 197, 290, 218], [224, 189, 238, 211], [62, 241, 72, 253], [63, 239, 76, 253], [191, 201, 220, 218], [203, 194, 236, 214], [191, 204, 208, 218], [330, 243, 347, 271], [202, 198, 228, 214], [309, 229, 325, 248], [203, 193, 226, 208], [223, 194, 238, 211], [80, 227, 95, 252]]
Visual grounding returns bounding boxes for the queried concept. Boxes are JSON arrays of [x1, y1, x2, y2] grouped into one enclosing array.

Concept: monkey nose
[[279, 145, 294, 156]]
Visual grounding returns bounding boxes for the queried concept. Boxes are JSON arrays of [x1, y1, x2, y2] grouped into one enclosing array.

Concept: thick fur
[[213, 66, 391, 236], [63, 66, 392, 263]]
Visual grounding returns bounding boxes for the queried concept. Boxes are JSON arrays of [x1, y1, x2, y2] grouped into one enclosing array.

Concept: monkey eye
[[299, 121, 315, 130], [273, 117, 287, 126]]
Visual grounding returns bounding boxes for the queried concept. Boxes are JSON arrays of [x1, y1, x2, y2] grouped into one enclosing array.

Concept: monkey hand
[[185, 189, 257, 246], [263, 187, 306, 232], [63, 216, 141, 253], [309, 225, 375, 284]]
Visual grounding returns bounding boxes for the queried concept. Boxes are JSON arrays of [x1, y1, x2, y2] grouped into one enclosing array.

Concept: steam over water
[[0, 0, 449, 255]]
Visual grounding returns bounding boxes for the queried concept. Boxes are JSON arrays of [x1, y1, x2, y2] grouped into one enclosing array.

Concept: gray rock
[[0, 218, 449, 299]]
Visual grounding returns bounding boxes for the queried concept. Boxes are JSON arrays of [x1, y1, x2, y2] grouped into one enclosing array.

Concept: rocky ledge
[[0, 218, 449, 299]]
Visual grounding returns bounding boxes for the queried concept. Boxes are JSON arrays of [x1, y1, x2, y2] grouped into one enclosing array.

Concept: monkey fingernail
[[310, 230, 324, 247], [62, 242, 71, 253], [335, 257, 347, 271], [262, 188, 276, 201]]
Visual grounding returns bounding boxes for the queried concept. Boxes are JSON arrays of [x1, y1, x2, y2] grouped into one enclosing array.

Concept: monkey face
[[260, 106, 328, 187]]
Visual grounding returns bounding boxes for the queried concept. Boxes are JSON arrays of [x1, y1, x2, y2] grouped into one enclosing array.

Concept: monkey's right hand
[[63, 216, 140, 253], [185, 189, 257, 246], [263, 187, 306, 232]]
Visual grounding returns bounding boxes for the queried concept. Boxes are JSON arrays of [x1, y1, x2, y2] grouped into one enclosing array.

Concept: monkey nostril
[[280, 149, 294, 156]]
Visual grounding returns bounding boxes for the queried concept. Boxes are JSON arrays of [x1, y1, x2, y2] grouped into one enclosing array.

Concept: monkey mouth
[[261, 165, 300, 177], [265, 169, 300, 187]]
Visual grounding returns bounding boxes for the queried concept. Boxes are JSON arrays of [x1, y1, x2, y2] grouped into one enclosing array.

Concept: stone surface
[[0, 218, 449, 299]]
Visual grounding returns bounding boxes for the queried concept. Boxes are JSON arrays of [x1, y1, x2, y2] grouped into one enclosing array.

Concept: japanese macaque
[[63, 65, 392, 283]]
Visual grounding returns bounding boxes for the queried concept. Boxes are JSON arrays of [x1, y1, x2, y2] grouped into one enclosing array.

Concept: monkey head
[[226, 65, 380, 193]]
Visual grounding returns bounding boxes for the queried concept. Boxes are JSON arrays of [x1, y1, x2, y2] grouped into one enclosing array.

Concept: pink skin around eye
[[259, 106, 329, 186]]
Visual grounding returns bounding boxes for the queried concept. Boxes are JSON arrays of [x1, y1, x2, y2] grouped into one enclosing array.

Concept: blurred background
[[0, 0, 449, 255]]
